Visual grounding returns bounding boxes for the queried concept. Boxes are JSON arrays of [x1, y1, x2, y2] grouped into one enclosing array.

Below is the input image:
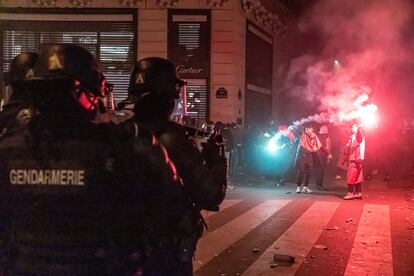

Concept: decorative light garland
[[241, 0, 287, 37], [119, 0, 142, 7], [156, 0, 179, 8], [69, 0, 92, 7], [206, 0, 228, 8], [31, 0, 56, 6]]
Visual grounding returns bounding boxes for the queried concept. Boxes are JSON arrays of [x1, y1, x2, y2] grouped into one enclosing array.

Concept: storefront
[[0, 0, 290, 126]]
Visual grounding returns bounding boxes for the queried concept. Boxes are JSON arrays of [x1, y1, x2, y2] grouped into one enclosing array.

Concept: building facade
[[0, 0, 297, 127]]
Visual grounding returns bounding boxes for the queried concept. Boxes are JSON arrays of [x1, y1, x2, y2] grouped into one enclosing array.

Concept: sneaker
[[317, 185, 328, 191], [343, 193, 355, 200], [353, 193, 363, 199], [302, 186, 312, 193], [334, 175, 343, 180], [296, 186, 301, 193]]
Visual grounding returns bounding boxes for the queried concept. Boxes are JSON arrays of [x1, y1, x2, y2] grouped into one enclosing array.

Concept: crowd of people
[[209, 116, 414, 200], [0, 45, 227, 275]]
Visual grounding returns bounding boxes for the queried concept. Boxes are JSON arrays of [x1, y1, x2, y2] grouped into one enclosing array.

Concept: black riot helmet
[[128, 57, 184, 101], [4, 52, 38, 87], [3, 52, 38, 105], [33, 44, 104, 97], [29, 44, 106, 113], [125, 57, 185, 122]]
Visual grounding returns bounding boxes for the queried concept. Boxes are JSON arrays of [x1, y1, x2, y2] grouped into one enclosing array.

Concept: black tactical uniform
[[0, 44, 184, 275], [118, 57, 227, 275]]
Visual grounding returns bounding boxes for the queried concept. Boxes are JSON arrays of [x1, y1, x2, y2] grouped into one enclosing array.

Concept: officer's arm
[[158, 130, 227, 211]]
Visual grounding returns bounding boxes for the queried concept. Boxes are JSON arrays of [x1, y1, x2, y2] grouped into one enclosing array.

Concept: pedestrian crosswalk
[[344, 204, 393, 276], [195, 200, 291, 271], [194, 198, 413, 275], [201, 199, 242, 219], [242, 201, 340, 276]]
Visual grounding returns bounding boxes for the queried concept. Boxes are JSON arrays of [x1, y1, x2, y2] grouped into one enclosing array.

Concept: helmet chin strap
[[133, 94, 173, 123], [74, 80, 99, 112]]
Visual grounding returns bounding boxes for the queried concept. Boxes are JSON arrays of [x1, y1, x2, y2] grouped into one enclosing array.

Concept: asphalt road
[[194, 173, 414, 276]]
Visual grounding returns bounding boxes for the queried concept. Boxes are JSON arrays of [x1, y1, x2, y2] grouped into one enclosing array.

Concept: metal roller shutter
[[0, 9, 137, 104]]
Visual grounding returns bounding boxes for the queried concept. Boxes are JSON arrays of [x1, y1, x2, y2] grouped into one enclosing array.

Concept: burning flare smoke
[[272, 0, 414, 142]]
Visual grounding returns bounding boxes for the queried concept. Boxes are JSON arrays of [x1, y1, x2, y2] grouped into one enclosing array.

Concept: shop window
[[0, 9, 137, 103], [168, 10, 211, 124]]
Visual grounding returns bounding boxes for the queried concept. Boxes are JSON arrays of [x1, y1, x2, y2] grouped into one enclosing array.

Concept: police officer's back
[[119, 57, 227, 274], [123, 57, 227, 211], [0, 44, 183, 275]]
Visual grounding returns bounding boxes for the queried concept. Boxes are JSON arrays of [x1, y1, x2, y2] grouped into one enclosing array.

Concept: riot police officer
[[0, 44, 184, 275], [0, 52, 38, 137], [119, 57, 227, 275]]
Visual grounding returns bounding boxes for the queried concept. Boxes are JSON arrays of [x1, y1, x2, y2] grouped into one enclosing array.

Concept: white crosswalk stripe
[[194, 199, 398, 276], [344, 204, 393, 276], [201, 199, 243, 219], [242, 201, 340, 276], [194, 199, 291, 271]]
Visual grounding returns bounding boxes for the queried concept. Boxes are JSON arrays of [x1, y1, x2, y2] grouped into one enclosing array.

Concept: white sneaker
[[353, 193, 363, 199], [343, 193, 355, 200], [302, 186, 312, 193], [296, 186, 301, 193], [334, 175, 343, 180]]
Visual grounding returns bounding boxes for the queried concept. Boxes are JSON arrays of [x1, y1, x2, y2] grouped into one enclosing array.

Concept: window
[[168, 10, 211, 123], [0, 9, 137, 103], [245, 21, 273, 127]]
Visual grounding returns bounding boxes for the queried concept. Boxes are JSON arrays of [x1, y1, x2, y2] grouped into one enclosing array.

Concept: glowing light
[[334, 59, 341, 70], [358, 104, 379, 129], [337, 102, 379, 129], [267, 136, 280, 154]]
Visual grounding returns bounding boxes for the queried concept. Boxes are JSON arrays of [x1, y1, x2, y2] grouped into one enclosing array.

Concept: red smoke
[[281, 0, 414, 126]]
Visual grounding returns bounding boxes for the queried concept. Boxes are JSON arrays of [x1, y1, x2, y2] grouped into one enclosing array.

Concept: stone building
[[0, 0, 302, 127]]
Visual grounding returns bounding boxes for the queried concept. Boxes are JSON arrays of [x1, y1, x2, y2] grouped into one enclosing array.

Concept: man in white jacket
[[343, 123, 365, 200]]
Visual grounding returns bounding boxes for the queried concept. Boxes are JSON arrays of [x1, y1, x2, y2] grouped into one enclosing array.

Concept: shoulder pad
[[16, 108, 36, 125]]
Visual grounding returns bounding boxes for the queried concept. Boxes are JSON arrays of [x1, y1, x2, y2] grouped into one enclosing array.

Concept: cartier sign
[[176, 65, 203, 74], [175, 63, 208, 78]]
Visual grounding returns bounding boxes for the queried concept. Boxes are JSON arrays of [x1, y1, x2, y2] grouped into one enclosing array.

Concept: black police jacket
[[121, 119, 227, 212], [0, 114, 184, 275]]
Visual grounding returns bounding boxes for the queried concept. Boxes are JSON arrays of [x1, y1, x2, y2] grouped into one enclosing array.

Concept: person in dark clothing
[[0, 44, 183, 275], [294, 124, 330, 193], [242, 124, 257, 171], [315, 124, 332, 190], [0, 52, 38, 137], [229, 122, 242, 178], [118, 57, 227, 275], [273, 124, 296, 186]]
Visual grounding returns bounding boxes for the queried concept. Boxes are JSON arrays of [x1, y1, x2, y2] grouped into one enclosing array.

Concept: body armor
[[126, 119, 225, 275], [139, 120, 227, 211], [0, 116, 184, 275], [0, 45, 184, 275], [120, 57, 227, 275]]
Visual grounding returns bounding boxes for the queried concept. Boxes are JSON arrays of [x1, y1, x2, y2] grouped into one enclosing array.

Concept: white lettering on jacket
[[9, 169, 85, 186]]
